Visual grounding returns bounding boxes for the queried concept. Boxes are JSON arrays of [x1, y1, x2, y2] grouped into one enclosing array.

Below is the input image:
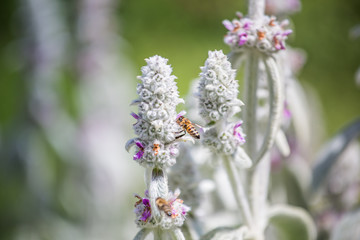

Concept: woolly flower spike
[[198, 50, 244, 123], [126, 55, 184, 168], [134, 189, 191, 229], [198, 51, 251, 168], [223, 13, 292, 53]]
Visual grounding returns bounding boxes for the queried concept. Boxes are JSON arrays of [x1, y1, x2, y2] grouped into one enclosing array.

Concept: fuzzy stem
[[254, 56, 283, 164], [145, 167, 152, 190], [250, 154, 270, 236], [148, 168, 169, 220], [133, 228, 151, 240], [153, 228, 161, 239], [171, 228, 186, 240], [248, 0, 265, 20], [182, 222, 196, 240], [223, 156, 254, 228], [244, 51, 260, 159]]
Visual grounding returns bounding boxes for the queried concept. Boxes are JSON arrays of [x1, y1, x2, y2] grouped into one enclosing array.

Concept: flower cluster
[[198, 51, 251, 168], [127, 55, 183, 168], [198, 50, 243, 123], [134, 190, 191, 229], [223, 13, 292, 53], [134, 192, 153, 227], [203, 121, 246, 156]]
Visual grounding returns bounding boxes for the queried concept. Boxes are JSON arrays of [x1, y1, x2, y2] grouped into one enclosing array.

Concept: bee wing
[[195, 123, 209, 135], [174, 135, 195, 144], [176, 110, 187, 119]]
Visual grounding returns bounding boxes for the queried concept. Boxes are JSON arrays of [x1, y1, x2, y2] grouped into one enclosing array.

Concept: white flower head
[[203, 121, 246, 156], [198, 50, 243, 123], [197, 51, 250, 168], [133, 189, 191, 229], [126, 55, 184, 168], [223, 14, 292, 54]]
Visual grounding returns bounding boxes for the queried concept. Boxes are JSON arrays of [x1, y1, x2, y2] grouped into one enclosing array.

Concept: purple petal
[[142, 198, 150, 206], [280, 41, 286, 50], [133, 150, 144, 160], [144, 190, 149, 197], [282, 29, 293, 36], [284, 108, 291, 119], [238, 33, 247, 45], [233, 121, 246, 144], [233, 121, 243, 130], [243, 21, 251, 30], [135, 141, 144, 149], [177, 110, 186, 119], [131, 112, 140, 120], [222, 20, 234, 31], [140, 209, 151, 221], [236, 11, 243, 19], [224, 35, 235, 45]]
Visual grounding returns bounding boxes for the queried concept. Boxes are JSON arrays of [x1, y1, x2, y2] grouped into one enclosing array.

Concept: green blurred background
[[0, 0, 359, 239], [1, 0, 360, 135], [119, 0, 360, 136]]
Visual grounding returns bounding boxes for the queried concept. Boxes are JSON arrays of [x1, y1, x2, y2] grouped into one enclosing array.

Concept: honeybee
[[175, 111, 200, 139], [153, 143, 160, 156], [156, 197, 173, 217]]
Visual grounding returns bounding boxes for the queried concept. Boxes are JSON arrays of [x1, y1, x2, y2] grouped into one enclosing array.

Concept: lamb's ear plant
[[194, 0, 315, 238], [126, 56, 190, 240], [125, 0, 360, 239]]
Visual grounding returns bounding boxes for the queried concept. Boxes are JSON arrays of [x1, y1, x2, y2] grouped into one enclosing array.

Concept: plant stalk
[[223, 156, 254, 228], [244, 51, 260, 160]]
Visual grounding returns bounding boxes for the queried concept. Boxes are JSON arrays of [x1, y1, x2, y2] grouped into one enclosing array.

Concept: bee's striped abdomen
[[187, 126, 200, 139]]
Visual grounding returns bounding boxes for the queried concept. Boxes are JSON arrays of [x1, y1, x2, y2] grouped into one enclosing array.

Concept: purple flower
[[133, 141, 144, 161], [283, 102, 292, 120], [243, 21, 251, 30], [233, 121, 246, 144], [222, 20, 234, 31], [131, 112, 140, 120], [273, 35, 285, 50], [134, 193, 152, 223], [133, 151, 144, 161], [140, 198, 152, 221], [136, 141, 144, 149], [238, 33, 248, 45], [283, 29, 293, 36]]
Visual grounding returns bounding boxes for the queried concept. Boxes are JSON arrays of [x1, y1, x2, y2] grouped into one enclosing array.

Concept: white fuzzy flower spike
[[198, 50, 251, 168], [127, 55, 184, 169], [127, 56, 190, 239], [198, 50, 243, 123]]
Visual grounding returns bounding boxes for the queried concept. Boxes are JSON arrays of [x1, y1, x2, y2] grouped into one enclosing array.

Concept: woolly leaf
[[266, 205, 316, 240], [281, 164, 309, 209], [200, 225, 248, 240], [330, 209, 360, 240], [311, 119, 360, 192]]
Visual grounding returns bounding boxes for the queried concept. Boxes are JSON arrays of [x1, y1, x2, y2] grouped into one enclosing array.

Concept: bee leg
[[175, 130, 186, 139]]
